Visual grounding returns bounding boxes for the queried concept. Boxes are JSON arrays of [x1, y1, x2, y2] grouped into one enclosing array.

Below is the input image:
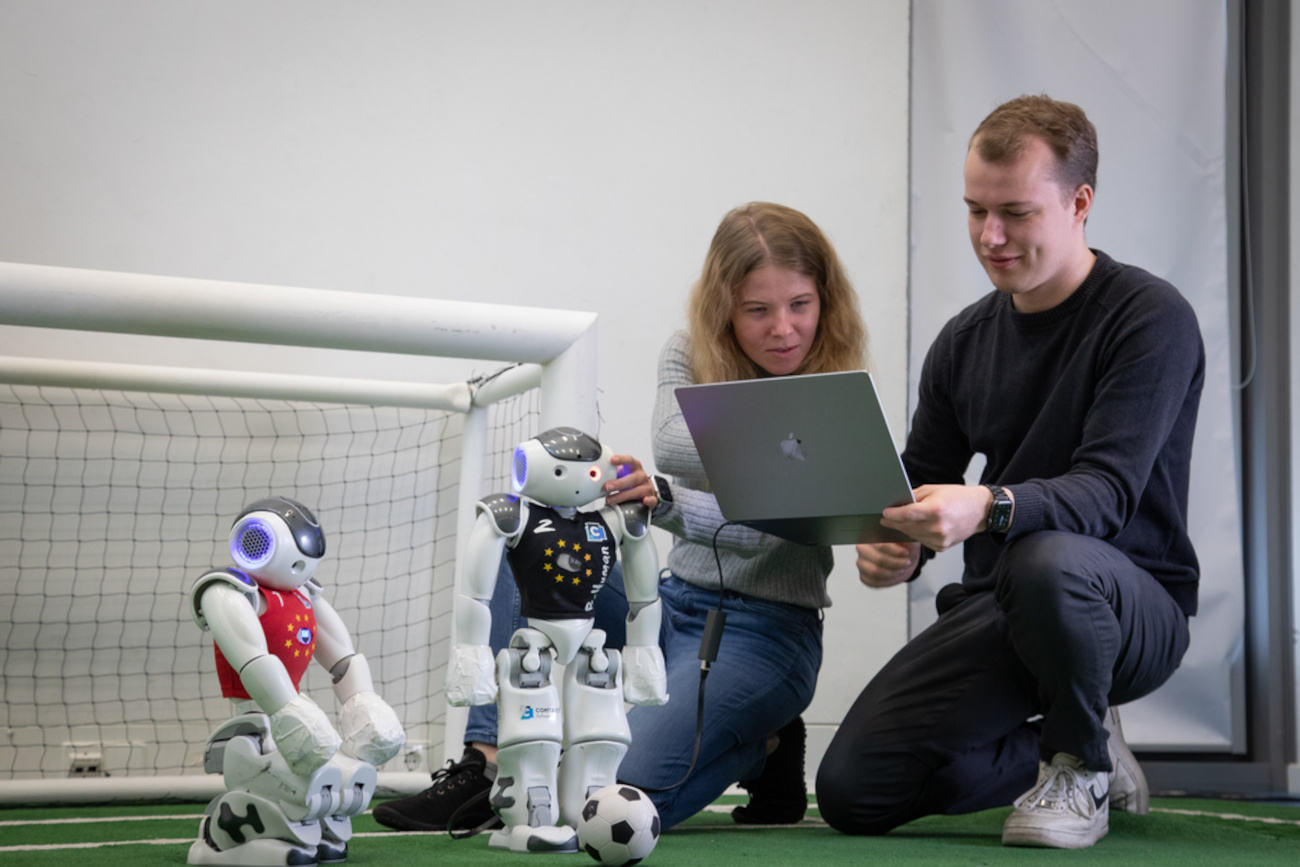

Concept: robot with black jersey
[[445, 427, 668, 854]]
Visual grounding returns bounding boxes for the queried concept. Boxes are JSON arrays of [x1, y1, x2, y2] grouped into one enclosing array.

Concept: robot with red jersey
[[188, 497, 405, 866], [446, 427, 667, 854]]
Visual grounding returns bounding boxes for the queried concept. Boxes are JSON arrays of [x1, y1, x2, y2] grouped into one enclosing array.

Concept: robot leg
[[488, 628, 579, 854], [188, 713, 343, 867], [557, 630, 632, 826], [317, 753, 378, 864]]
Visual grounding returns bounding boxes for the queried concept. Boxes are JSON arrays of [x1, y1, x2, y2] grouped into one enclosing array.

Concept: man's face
[[963, 135, 1094, 313]]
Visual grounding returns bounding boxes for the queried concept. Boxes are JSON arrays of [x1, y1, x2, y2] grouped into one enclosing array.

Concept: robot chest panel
[[510, 507, 616, 619], [214, 588, 316, 700], [262, 588, 317, 676]]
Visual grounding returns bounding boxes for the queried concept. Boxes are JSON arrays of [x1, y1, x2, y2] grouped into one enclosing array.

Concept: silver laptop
[[674, 371, 915, 546]]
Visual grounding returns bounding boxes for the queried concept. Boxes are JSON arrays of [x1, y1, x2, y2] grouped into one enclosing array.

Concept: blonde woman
[[604, 202, 868, 827]]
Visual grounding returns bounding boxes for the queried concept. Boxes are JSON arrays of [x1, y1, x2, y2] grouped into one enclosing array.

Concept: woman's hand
[[606, 454, 659, 509], [856, 541, 921, 588]]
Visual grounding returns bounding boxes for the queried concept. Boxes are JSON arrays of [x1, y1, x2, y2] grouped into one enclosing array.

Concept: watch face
[[990, 503, 1011, 532], [986, 485, 1012, 533]]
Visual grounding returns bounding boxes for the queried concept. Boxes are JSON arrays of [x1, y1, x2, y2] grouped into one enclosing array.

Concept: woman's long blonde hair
[[687, 202, 867, 384]]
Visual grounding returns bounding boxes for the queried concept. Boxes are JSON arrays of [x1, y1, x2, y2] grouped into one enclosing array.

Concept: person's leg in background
[[373, 553, 524, 832], [617, 575, 822, 829]]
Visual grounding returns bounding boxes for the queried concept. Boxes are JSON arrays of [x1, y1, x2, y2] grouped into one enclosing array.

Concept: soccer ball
[[577, 784, 660, 866]]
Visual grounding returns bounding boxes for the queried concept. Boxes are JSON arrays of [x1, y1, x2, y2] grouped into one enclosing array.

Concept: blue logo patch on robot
[[585, 523, 608, 543], [297, 627, 313, 645], [520, 705, 559, 721]]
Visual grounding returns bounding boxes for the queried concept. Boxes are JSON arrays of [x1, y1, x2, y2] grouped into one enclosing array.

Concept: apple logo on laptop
[[781, 433, 806, 461]]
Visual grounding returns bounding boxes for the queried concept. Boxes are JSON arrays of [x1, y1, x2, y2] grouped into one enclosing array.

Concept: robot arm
[[195, 576, 339, 776], [605, 502, 668, 706], [309, 586, 405, 766], [446, 499, 522, 706]]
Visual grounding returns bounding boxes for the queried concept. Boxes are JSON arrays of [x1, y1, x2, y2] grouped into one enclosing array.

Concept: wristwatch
[[650, 475, 673, 519], [983, 484, 1013, 534]]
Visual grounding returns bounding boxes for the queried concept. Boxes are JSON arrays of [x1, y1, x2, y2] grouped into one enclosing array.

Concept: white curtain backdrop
[[909, 0, 1242, 751]]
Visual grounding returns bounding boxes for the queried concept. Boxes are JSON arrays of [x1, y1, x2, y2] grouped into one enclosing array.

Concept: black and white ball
[[577, 784, 660, 866]]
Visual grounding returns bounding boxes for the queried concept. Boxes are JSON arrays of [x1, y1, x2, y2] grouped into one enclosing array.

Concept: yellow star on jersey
[[545, 548, 553, 557], [285, 639, 292, 649], [573, 543, 582, 552], [557, 540, 566, 548], [543, 563, 553, 572], [555, 575, 563, 583], [585, 553, 591, 562], [572, 578, 581, 585], [586, 569, 592, 577]]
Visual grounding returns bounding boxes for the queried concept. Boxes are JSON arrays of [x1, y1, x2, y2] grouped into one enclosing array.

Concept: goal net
[[0, 383, 537, 787], [0, 260, 599, 802]]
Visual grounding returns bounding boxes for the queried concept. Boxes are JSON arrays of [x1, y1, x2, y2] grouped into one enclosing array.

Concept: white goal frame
[[0, 260, 599, 803]]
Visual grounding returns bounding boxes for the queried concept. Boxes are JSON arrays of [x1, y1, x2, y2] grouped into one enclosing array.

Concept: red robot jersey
[[214, 585, 317, 700]]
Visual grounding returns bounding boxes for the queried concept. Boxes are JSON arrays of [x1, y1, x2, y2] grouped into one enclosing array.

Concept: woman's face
[[730, 266, 821, 376]]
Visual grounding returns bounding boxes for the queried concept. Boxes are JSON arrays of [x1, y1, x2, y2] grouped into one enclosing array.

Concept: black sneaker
[[372, 746, 501, 833], [732, 716, 808, 824]]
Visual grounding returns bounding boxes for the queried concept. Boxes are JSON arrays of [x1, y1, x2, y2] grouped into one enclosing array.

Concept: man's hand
[[879, 484, 997, 552], [856, 541, 922, 588]]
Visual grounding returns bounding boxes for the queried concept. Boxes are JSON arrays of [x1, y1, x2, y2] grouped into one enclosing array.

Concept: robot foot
[[188, 818, 317, 867], [315, 841, 346, 864], [187, 839, 316, 867], [487, 823, 579, 854], [315, 825, 347, 864]]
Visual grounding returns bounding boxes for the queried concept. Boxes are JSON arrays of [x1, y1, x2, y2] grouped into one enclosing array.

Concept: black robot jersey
[[508, 504, 616, 620]]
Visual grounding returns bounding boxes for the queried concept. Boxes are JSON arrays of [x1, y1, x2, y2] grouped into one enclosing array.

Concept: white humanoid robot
[[188, 497, 405, 866], [446, 427, 668, 854]]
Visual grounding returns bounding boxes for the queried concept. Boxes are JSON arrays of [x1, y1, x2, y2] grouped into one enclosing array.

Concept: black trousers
[[815, 531, 1190, 835]]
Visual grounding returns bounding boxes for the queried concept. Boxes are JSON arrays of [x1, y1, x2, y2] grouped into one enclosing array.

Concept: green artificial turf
[[1, 795, 1297, 867]]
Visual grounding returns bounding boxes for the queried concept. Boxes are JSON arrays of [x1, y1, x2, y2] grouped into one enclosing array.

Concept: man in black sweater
[[816, 95, 1203, 850]]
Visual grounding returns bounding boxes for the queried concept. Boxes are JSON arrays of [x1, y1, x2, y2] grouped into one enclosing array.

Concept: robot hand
[[446, 643, 498, 706], [270, 693, 341, 777], [338, 691, 405, 766], [621, 645, 669, 706]]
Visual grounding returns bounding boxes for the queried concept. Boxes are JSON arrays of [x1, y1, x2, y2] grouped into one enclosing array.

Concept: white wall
[[0, 1, 912, 772]]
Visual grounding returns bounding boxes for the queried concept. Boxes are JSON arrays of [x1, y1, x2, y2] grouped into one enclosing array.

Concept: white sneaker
[[1105, 706, 1149, 814], [1002, 753, 1109, 849]]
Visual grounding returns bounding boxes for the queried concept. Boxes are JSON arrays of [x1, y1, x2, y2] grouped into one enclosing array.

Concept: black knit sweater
[[904, 250, 1205, 616]]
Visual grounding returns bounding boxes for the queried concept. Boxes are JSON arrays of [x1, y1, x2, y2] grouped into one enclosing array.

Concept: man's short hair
[[969, 94, 1098, 196]]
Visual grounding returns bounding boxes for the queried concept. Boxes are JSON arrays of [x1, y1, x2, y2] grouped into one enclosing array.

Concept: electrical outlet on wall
[[66, 745, 104, 777]]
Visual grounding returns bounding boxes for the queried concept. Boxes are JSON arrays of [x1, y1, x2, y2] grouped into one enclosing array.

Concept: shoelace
[[1020, 762, 1100, 813], [447, 789, 500, 840], [427, 756, 479, 796]]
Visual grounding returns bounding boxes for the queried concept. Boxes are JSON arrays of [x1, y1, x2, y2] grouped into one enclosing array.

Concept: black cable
[[624, 521, 735, 794]]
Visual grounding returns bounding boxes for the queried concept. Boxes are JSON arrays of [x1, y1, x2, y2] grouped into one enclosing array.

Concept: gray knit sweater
[[649, 331, 835, 609]]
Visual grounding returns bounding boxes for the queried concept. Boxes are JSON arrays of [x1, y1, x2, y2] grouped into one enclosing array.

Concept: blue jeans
[[464, 556, 824, 829]]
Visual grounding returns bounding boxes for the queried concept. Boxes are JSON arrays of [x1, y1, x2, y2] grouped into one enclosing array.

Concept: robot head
[[228, 496, 325, 590], [512, 427, 622, 507]]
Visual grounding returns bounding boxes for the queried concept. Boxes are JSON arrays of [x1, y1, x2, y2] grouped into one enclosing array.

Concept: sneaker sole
[[1002, 821, 1109, 850]]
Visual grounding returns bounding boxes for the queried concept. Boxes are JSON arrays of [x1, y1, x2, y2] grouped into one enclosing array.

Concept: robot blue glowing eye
[[588, 467, 602, 481], [512, 447, 527, 492], [233, 520, 275, 568]]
